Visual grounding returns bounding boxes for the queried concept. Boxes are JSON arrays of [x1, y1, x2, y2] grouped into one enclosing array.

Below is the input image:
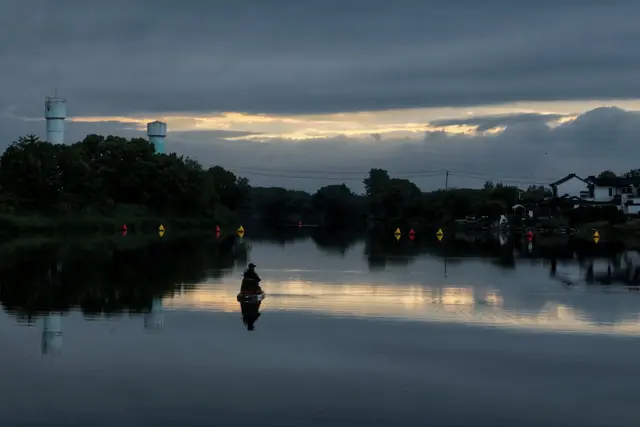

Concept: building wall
[[555, 177, 588, 198], [594, 186, 615, 202]]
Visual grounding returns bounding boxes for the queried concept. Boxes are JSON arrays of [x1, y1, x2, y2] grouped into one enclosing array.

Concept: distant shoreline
[[0, 213, 224, 235]]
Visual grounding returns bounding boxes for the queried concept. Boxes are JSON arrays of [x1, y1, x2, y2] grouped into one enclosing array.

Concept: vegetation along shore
[[2, 133, 640, 241]]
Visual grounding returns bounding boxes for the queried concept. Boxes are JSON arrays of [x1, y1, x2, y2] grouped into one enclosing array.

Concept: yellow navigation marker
[[395, 234, 401, 241], [394, 227, 401, 235], [593, 230, 600, 238], [436, 228, 444, 236], [594, 236, 600, 244], [158, 224, 165, 232], [437, 234, 443, 241], [158, 230, 165, 238], [237, 225, 245, 234]]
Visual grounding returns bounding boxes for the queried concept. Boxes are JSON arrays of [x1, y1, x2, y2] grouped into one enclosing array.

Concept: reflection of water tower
[[42, 313, 63, 355], [144, 297, 164, 330]]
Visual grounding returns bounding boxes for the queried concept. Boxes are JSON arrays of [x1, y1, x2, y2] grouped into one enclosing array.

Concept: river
[[1, 231, 639, 426]]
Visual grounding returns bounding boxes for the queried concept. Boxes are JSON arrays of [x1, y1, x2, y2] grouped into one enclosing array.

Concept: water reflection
[[42, 312, 63, 355], [0, 234, 249, 322], [1, 232, 640, 338], [238, 296, 262, 331], [3, 231, 640, 427], [166, 278, 640, 335], [143, 297, 164, 330], [237, 279, 265, 331]]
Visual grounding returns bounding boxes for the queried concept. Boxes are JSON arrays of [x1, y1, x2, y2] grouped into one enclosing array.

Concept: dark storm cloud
[[2, 1, 640, 117], [431, 113, 567, 132], [169, 107, 640, 192]]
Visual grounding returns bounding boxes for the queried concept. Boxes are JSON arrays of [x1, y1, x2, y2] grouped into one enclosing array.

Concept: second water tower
[[147, 121, 167, 154]]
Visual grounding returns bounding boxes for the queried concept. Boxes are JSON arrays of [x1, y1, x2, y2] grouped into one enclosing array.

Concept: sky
[[3, 0, 640, 192]]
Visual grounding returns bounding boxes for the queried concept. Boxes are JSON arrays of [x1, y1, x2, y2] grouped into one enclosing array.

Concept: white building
[[550, 174, 590, 199], [549, 174, 640, 215], [585, 176, 640, 215]]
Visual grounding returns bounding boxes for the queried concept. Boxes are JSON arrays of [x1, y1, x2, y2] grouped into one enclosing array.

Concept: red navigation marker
[[526, 230, 533, 240], [298, 220, 302, 228], [409, 228, 415, 235], [122, 224, 127, 231], [215, 225, 220, 233]]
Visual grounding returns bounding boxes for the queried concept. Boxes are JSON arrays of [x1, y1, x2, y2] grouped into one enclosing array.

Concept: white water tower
[[45, 96, 67, 144], [147, 121, 167, 154]]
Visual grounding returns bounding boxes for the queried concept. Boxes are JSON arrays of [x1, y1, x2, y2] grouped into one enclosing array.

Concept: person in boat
[[243, 263, 261, 282], [241, 263, 262, 293]]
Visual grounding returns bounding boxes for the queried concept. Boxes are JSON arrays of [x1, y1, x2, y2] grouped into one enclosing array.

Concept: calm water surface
[[1, 233, 640, 426]]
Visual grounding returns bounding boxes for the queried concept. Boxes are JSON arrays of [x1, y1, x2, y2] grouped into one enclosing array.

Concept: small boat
[[237, 287, 265, 303]]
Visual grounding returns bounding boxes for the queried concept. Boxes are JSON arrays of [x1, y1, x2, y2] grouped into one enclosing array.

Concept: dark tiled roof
[[550, 173, 586, 186]]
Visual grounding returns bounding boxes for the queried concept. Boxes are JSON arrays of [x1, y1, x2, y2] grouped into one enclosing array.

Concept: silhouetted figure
[[241, 263, 261, 293], [238, 263, 264, 331], [243, 263, 261, 281]]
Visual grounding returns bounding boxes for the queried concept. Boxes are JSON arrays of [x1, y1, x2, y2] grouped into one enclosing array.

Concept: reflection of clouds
[[163, 280, 640, 336], [442, 287, 474, 312], [482, 291, 503, 306]]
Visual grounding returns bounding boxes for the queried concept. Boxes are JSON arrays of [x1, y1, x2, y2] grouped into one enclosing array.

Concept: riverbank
[[0, 213, 225, 235], [572, 220, 640, 245]]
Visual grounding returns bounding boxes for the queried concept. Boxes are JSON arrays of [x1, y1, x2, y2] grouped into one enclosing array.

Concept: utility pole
[[445, 170, 449, 190]]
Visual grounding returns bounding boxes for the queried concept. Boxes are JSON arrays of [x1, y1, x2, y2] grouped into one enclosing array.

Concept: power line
[[447, 170, 558, 182], [447, 172, 553, 186], [228, 165, 447, 176], [225, 166, 558, 185], [222, 164, 560, 184], [231, 170, 444, 181]]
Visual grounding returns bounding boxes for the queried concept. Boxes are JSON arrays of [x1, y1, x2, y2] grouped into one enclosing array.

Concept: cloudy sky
[[3, 0, 640, 192]]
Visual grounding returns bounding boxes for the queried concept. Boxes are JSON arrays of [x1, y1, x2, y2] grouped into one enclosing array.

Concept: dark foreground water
[[1, 232, 640, 426]]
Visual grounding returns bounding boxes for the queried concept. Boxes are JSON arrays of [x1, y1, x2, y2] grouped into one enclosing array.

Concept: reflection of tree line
[[1, 230, 634, 323], [227, 228, 629, 271], [0, 235, 249, 322], [551, 250, 640, 287], [234, 228, 629, 272], [361, 233, 627, 270]]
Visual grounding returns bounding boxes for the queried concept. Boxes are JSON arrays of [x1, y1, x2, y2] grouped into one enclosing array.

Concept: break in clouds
[[2, 0, 640, 191], [2, 106, 637, 192]]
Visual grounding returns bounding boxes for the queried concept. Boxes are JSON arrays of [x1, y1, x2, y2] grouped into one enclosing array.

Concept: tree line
[[1, 134, 552, 230], [598, 170, 640, 179]]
